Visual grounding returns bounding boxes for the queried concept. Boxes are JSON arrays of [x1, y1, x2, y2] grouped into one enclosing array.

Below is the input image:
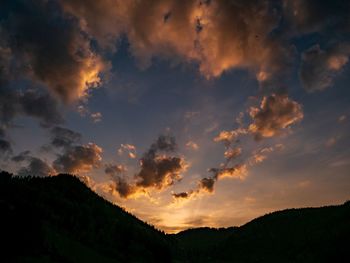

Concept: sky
[[0, 0, 350, 233]]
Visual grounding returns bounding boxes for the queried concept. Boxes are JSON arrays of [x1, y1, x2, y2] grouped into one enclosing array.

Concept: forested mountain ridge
[[0, 171, 349, 262]]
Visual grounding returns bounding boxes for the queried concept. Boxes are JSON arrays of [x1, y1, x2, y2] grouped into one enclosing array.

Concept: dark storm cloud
[[199, 177, 216, 193], [19, 90, 64, 127], [172, 192, 192, 199], [300, 44, 350, 92], [17, 157, 55, 177], [9, 126, 103, 176], [107, 135, 187, 198], [42, 125, 103, 174], [104, 164, 137, 198], [284, 0, 350, 91], [0, 86, 63, 152], [0, 139, 12, 156], [53, 143, 102, 174], [135, 135, 185, 189], [0, 87, 63, 128], [112, 176, 137, 199], [105, 164, 126, 176], [283, 0, 350, 35], [0, 0, 108, 156], [50, 126, 82, 148], [11, 150, 31, 163], [12, 151, 55, 177], [0, 126, 12, 156], [0, 0, 107, 104], [0, 86, 18, 127]]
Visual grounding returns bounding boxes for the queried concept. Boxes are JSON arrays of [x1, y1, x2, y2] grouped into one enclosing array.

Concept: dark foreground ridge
[[0, 171, 349, 262]]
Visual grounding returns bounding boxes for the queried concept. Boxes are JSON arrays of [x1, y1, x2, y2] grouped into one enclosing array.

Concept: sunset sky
[[1, 0, 350, 233]]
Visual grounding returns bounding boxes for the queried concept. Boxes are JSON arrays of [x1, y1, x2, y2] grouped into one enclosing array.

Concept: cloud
[[112, 176, 138, 198], [60, 0, 127, 50], [136, 155, 185, 189], [0, 139, 12, 156], [0, 0, 108, 103], [124, 0, 291, 84], [248, 146, 279, 165], [57, 0, 350, 92], [12, 151, 55, 177], [135, 135, 186, 189], [29, 125, 103, 178], [284, 0, 350, 90], [105, 163, 127, 176], [17, 157, 56, 177], [300, 45, 350, 92], [53, 143, 103, 174], [50, 126, 82, 149], [173, 143, 283, 199], [209, 164, 248, 180], [224, 147, 242, 162], [1, 1, 348, 111], [283, 0, 350, 35], [56, 0, 294, 86], [118, 144, 137, 159], [248, 94, 303, 140], [107, 135, 187, 198], [0, 86, 63, 151], [104, 164, 137, 198], [211, 96, 296, 191], [18, 90, 64, 127], [191, 94, 300, 198], [172, 191, 194, 199], [198, 177, 216, 193], [11, 150, 31, 163], [0, 127, 11, 156], [214, 128, 247, 146], [0, 87, 63, 127]]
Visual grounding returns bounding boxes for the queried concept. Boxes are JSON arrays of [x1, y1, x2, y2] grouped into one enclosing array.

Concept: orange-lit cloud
[[185, 94, 301, 198], [60, 0, 128, 50], [248, 94, 303, 140], [59, 0, 292, 85], [211, 164, 248, 180], [53, 143, 103, 174], [118, 144, 137, 159], [224, 147, 242, 161], [57, 0, 350, 91], [214, 128, 247, 145], [108, 135, 188, 198]]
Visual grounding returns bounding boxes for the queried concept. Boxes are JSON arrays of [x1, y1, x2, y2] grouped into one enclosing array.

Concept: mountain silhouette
[[0, 171, 349, 262]]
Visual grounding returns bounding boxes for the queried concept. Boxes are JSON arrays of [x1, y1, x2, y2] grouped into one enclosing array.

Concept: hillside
[[0, 171, 172, 263], [0, 171, 349, 262], [174, 204, 350, 262]]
